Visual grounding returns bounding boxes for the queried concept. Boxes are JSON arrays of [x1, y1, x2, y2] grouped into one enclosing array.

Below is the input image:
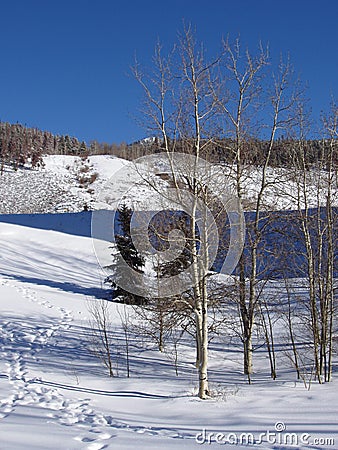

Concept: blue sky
[[0, 0, 337, 144]]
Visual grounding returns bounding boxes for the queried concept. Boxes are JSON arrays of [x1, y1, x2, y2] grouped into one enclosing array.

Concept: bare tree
[[132, 25, 245, 398], [319, 101, 338, 382], [218, 38, 299, 381], [117, 304, 132, 377], [286, 99, 338, 383], [87, 299, 115, 377]]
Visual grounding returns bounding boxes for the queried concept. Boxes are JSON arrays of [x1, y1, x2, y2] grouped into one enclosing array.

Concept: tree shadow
[[0, 211, 92, 238], [0, 273, 110, 300]]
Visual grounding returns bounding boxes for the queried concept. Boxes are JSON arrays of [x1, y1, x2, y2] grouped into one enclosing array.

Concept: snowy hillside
[[0, 155, 127, 214], [0, 216, 338, 449], [1, 154, 337, 215]]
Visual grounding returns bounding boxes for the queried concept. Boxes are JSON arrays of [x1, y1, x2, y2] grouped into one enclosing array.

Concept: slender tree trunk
[[259, 299, 277, 379], [197, 278, 209, 398], [285, 280, 300, 379]]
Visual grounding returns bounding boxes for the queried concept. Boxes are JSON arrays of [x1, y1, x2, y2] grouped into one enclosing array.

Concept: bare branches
[[87, 299, 115, 377], [128, 25, 337, 391]]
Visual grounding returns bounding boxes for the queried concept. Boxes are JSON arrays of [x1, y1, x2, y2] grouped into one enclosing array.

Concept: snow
[[1, 155, 337, 216], [0, 215, 337, 449], [0, 155, 127, 214], [0, 155, 337, 449]]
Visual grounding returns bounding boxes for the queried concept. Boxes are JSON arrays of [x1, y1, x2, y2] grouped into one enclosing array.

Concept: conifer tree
[[105, 203, 146, 304]]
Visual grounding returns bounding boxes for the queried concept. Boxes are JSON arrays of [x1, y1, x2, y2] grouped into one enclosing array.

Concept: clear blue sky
[[0, 0, 337, 144]]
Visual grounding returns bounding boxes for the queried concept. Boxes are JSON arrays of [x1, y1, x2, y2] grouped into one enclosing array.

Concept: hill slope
[[0, 213, 337, 449], [1, 154, 338, 215], [0, 155, 126, 214]]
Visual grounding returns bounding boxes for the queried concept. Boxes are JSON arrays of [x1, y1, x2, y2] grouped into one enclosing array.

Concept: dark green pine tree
[[64, 135, 72, 154], [105, 203, 146, 304], [58, 136, 66, 155], [115, 203, 144, 272], [79, 141, 88, 155], [153, 211, 194, 278]]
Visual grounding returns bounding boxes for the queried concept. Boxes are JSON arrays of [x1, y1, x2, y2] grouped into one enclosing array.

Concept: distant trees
[[0, 120, 334, 173], [0, 122, 87, 171], [0, 122, 41, 171]]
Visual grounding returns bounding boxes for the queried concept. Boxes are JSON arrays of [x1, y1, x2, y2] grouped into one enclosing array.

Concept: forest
[[0, 120, 335, 173]]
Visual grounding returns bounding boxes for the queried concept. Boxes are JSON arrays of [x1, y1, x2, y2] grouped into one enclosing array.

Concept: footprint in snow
[[87, 443, 108, 450], [74, 434, 114, 450]]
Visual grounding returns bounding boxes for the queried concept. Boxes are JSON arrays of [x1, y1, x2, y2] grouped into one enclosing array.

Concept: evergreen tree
[[64, 135, 73, 154], [79, 141, 88, 155], [58, 136, 66, 155], [152, 211, 194, 278], [105, 203, 146, 304]]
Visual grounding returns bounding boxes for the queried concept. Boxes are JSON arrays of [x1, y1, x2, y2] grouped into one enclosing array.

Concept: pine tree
[[79, 141, 88, 155], [105, 203, 146, 304], [152, 211, 194, 278]]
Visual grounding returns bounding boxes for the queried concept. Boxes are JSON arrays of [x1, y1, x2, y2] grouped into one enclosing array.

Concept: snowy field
[[0, 155, 337, 449], [0, 217, 337, 449]]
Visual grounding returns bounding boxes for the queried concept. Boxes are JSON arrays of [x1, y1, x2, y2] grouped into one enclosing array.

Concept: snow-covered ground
[[1, 154, 337, 215], [0, 155, 127, 214], [0, 155, 337, 449], [0, 217, 337, 449]]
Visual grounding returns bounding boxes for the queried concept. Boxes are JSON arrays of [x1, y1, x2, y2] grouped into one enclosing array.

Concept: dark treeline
[[0, 121, 336, 172], [132, 136, 337, 168], [0, 122, 87, 172]]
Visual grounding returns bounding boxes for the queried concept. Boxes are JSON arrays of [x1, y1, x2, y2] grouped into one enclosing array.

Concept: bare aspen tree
[[283, 277, 301, 380], [117, 304, 132, 377], [217, 39, 298, 380], [287, 99, 337, 383], [246, 58, 299, 380], [87, 299, 115, 377], [319, 101, 337, 382], [132, 26, 243, 399], [216, 39, 267, 381], [289, 103, 320, 380], [257, 283, 278, 380]]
